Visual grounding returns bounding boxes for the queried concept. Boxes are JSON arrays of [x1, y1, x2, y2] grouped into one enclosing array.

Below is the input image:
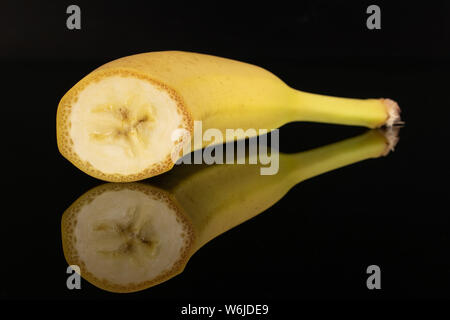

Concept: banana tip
[[382, 98, 404, 127], [379, 126, 401, 156]]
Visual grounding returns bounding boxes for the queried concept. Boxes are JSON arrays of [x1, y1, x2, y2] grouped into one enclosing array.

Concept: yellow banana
[[57, 51, 401, 182], [61, 128, 398, 293]]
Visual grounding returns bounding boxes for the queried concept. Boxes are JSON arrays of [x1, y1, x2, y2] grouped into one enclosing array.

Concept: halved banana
[[57, 71, 192, 182], [61, 183, 194, 293]]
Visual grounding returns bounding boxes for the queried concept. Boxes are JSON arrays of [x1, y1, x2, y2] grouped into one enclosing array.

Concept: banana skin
[[61, 128, 399, 293], [57, 51, 402, 182]]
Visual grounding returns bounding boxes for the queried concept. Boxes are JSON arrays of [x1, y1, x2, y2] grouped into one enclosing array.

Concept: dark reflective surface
[[60, 129, 394, 293], [2, 2, 450, 302], [3, 59, 449, 302]]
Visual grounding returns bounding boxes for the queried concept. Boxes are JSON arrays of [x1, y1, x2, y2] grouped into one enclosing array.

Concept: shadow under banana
[[61, 128, 399, 293]]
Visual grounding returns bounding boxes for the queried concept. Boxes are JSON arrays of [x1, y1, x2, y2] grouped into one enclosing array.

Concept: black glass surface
[[2, 0, 449, 307]]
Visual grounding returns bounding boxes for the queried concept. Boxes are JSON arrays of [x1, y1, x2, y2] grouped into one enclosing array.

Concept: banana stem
[[285, 129, 390, 184], [170, 129, 395, 250], [288, 88, 394, 128]]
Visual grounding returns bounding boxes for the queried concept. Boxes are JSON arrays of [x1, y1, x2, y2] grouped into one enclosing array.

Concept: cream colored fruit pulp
[[74, 189, 187, 285], [70, 76, 183, 175]]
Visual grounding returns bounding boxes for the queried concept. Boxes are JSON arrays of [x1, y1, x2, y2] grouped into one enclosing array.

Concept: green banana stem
[[285, 128, 392, 183], [288, 89, 397, 128]]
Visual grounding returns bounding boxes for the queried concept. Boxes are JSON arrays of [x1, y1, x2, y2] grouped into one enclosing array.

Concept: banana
[[61, 128, 399, 293], [57, 51, 402, 182]]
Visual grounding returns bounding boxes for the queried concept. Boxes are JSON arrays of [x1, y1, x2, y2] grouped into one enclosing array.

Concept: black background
[[1, 0, 449, 307]]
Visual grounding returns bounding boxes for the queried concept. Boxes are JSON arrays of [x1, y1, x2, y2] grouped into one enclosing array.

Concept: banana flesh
[[62, 184, 193, 292], [66, 75, 188, 178]]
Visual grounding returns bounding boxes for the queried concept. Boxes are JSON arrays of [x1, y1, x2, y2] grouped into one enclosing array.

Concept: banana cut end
[[61, 183, 195, 293], [382, 98, 404, 127], [57, 70, 193, 182], [379, 126, 401, 156]]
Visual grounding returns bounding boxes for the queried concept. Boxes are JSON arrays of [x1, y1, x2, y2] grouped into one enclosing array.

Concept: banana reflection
[[61, 128, 399, 293]]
